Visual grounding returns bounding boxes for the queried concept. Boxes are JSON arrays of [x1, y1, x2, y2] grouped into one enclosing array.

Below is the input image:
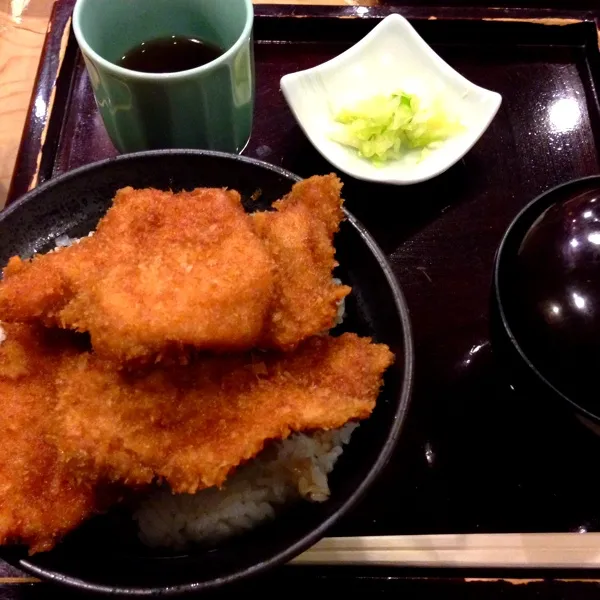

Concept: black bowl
[[492, 175, 600, 426], [0, 150, 414, 595]]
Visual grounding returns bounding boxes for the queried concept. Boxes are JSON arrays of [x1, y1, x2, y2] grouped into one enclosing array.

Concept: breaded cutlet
[[52, 333, 394, 494], [0, 187, 275, 364], [253, 174, 351, 350], [0, 175, 350, 363], [0, 324, 106, 554]]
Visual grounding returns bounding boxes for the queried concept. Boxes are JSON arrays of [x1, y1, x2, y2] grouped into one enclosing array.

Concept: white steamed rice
[[52, 232, 94, 249], [134, 423, 358, 549]]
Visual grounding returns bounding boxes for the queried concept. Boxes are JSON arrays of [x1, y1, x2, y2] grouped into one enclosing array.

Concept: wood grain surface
[[0, 0, 378, 210], [0, 0, 52, 207]]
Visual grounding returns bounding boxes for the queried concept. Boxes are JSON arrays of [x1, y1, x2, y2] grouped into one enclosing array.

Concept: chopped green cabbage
[[329, 90, 464, 165]]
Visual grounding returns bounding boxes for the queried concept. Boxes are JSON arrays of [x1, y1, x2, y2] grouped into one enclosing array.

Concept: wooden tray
[[6, 1, 600, 593]]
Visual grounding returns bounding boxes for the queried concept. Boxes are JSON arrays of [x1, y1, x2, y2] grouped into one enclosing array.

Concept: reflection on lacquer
[[424, 442, 435, 466], [462, 341, 488, 367], [34, 95, 46, 120], [548, 97, 581, 133]]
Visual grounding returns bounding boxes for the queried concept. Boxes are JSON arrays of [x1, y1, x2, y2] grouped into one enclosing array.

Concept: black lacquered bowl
[[0, 150, 414, 596], [492, 175, 600, 428]]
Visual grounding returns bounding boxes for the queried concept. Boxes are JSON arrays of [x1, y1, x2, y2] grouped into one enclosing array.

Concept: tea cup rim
[[72, 0, 253, 80]]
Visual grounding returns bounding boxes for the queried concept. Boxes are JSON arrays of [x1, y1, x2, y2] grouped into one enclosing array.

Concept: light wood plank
[[0, 0, 55, 207], [292, 533, 600, 569], [5, 532, 600, 585]]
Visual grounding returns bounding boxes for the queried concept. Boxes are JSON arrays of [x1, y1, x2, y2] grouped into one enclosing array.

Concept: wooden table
[[0, 0, 381, 210]]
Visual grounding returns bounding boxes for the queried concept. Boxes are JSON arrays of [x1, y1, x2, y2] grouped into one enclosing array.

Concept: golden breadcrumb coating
[[0, 175, 350, 363], [0, 187, 275, 364], [54, 333, 394, 494], [0, 324, 103, 554], [253, 174, 351, 350]]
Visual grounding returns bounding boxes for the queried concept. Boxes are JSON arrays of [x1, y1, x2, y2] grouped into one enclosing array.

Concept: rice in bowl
[[134, 423, 358, 549]]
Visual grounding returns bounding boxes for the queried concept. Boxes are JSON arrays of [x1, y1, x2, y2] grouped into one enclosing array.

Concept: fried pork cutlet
[[253, 174, 352, 350], [53, 333, 394, 494], [0, 187, 275, 364], [0, 324, 100, 554]]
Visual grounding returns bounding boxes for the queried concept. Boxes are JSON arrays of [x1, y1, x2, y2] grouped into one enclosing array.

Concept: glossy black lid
[[494, 175, 600, 422]]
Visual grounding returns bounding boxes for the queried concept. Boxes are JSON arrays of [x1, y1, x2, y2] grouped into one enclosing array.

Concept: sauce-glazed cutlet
[[0, 187, 275, 364], [0, 175, 350, 363], [52, 333, 394, 494], [254, 174, 351, 350], [0, 324, 105, 554]]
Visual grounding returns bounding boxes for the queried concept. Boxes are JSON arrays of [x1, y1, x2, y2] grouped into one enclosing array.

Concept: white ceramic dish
[[280, 13, 502, 185]]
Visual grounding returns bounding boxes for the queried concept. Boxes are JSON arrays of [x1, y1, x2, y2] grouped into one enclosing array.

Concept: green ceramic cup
[[73, 0, 254, 153]]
